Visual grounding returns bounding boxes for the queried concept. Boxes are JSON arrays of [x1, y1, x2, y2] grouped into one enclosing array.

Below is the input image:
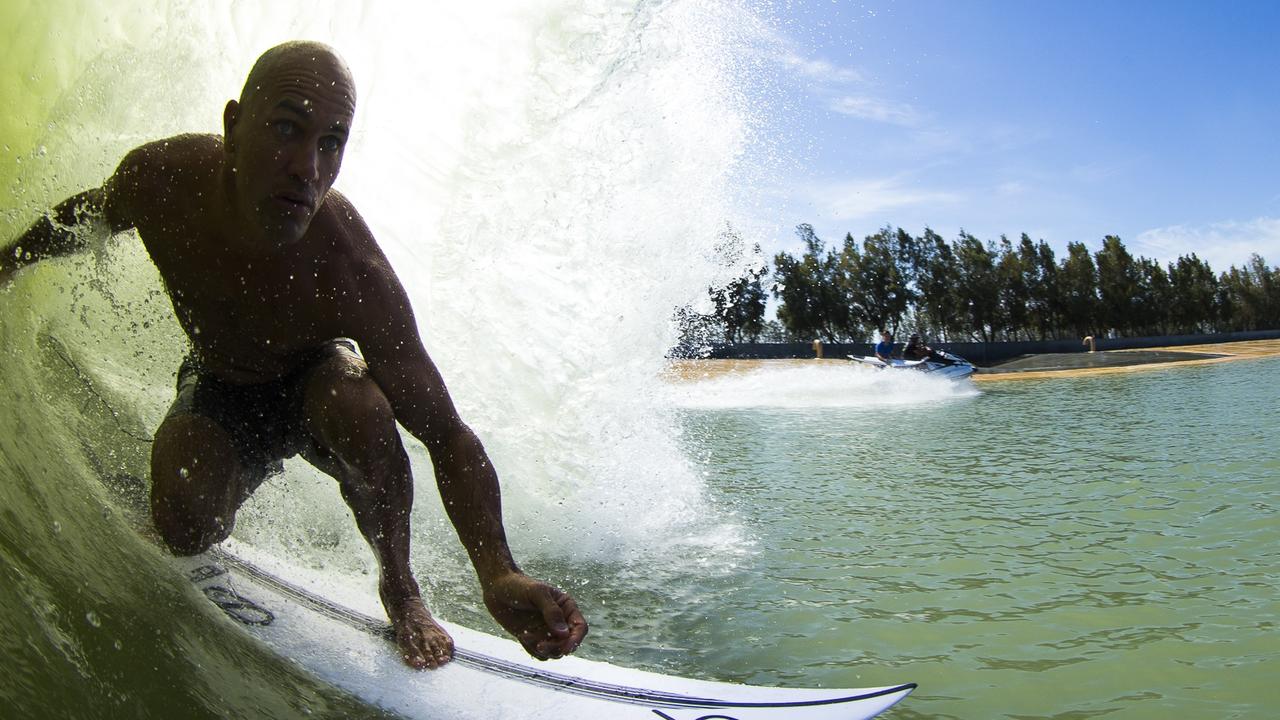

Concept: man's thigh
[[293, 339, 403, 471], [155, 360, 283, 505], [149, 410, 252, 553]]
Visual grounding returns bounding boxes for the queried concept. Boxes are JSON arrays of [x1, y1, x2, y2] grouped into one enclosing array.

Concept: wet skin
[[1, 43, 586, 669]]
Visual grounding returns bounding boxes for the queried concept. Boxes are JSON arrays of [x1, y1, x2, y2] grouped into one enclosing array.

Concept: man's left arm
[[357, 260, 587, 660]]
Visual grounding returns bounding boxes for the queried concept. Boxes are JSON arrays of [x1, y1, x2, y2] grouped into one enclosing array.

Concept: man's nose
[[286, 145, 320, 185]]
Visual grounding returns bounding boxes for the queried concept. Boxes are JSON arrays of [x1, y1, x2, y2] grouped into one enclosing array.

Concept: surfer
[[0, 41, 586, 670]]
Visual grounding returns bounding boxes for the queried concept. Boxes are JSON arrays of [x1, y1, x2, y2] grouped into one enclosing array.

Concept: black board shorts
[[163, 338, 362, 494]]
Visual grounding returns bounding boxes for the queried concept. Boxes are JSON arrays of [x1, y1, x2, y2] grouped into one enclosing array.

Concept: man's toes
[[430, 638, 453, 664], [404, 650, 427, 669]]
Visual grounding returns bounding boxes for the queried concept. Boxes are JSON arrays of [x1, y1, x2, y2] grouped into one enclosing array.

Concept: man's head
[[222, 41, 355, 247], [881, 331, 892, 343]]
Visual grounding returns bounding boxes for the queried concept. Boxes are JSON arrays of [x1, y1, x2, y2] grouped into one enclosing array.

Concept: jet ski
[[847, 350, 976, 380]]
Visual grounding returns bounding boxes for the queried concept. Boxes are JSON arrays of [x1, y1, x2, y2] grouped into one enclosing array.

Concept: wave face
[[0, 1, 768, 716]]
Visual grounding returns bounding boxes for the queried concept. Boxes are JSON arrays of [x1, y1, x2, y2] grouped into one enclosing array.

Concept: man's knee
[[152, 413, 242, 483], [150, 413, 241, 555], [305, 357, 401, 461], [152, 507, 230, 556]]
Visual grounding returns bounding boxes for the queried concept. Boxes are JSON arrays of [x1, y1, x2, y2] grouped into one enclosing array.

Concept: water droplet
[[52, 521, 61, 534], [114, 639, 123, 651], [86, 611, 102, 628], [179, 467, 190, 479]]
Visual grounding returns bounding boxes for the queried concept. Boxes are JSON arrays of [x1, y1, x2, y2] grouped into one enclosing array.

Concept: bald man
[[0, 41, 586, 669]]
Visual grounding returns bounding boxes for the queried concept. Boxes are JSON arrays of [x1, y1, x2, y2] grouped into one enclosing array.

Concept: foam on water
[[671, 363, 981, 410]]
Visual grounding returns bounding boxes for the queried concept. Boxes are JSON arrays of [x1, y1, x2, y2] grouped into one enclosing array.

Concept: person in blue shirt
[[874, 331, 895, 364]]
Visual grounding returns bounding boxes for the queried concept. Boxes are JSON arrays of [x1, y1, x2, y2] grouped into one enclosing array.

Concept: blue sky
[[750, 0, 1280, 273]]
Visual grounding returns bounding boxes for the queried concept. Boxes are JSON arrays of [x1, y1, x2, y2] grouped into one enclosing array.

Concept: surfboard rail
[[185, 547, 916, 720]]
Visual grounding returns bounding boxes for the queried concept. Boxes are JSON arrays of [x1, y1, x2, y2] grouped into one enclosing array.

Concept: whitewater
[[0, 2, 781, 717]]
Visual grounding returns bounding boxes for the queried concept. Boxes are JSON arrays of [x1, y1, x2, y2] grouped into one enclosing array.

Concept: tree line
[[682, 224, 1280, 345]]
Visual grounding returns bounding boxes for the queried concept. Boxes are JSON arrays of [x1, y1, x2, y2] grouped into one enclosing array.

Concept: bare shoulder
[[322, 190, 370, 235], [316, 190, 418, 333], [321, 189, 397, 276], [115, 133, 222, 181], [108, 134, 222, 217]]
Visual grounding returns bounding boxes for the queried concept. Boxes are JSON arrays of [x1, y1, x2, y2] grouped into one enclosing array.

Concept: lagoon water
[[1, 2, 1277, 719], [5, 336, 1276, 719], [668, 359, 1279, 718]]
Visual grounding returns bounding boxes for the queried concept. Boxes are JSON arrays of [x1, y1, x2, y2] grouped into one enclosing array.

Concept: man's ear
[[223, 100, 240, 153]]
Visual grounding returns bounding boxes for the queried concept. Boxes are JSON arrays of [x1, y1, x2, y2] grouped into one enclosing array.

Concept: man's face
[[225, 57, 354, 246]]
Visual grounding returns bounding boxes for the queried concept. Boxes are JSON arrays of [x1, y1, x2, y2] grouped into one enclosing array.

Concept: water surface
[[665, 358, 1279, 718]]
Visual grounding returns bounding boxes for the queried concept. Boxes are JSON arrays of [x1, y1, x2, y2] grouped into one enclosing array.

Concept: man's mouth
[[273, 192, 314, 213]]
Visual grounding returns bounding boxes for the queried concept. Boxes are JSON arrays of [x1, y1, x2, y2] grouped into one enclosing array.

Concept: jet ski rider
[[902, 333, 951, 365], [874, 331, 895, 364]]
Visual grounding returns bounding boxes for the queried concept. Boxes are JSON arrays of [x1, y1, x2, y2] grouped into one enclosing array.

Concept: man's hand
[[483, 572, 587, 660]]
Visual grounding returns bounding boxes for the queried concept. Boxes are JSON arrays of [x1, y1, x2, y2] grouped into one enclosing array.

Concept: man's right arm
[[0, 150, 144, 285]]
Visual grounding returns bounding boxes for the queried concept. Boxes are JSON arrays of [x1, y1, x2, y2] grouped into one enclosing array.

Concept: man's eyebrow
[[272, 98, 349, 135], [274, 98, 312, 118]]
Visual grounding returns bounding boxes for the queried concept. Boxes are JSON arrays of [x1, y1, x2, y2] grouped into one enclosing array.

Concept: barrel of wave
[[2, 0, 764, 591]]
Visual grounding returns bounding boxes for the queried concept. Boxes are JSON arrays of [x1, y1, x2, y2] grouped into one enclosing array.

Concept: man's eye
[[273, 120, 297, 137], [320, 136, 344, 153]]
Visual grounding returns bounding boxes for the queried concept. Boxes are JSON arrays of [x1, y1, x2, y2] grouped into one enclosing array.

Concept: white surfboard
[[180, 546, 916, 720]]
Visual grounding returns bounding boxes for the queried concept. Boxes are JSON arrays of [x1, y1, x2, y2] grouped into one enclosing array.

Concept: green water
[[662, 359, 1280, 718], [4, 339, 1276, 719], [2, 1, 1276, 717]]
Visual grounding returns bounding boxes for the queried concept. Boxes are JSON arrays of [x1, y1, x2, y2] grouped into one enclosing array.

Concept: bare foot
[[388, 597, 455, 669]]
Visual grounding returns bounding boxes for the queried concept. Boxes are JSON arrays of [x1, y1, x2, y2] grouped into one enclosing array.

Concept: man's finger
[[557, 594, 588, 651], [531, 585, 571, 636], [534, 637, 566, 659]]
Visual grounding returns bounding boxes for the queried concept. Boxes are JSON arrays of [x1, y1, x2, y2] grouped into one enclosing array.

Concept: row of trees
[[687, 225, 1280, 344]]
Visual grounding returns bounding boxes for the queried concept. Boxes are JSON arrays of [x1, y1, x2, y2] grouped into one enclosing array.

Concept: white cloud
[[799, 176, 963, 224], [771, 47, 924, 128], [829, 95, 922, 127], [996, 181, 1027, 197], [1132, 217, 1280, 271], [775, 49, 866, 85]]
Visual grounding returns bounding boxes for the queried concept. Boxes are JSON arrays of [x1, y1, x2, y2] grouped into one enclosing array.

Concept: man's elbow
[[417, 413, 476, 455]]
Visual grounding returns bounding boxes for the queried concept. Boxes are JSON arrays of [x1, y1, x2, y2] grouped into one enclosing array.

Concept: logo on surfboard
[[189, 564, 275, 626]]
